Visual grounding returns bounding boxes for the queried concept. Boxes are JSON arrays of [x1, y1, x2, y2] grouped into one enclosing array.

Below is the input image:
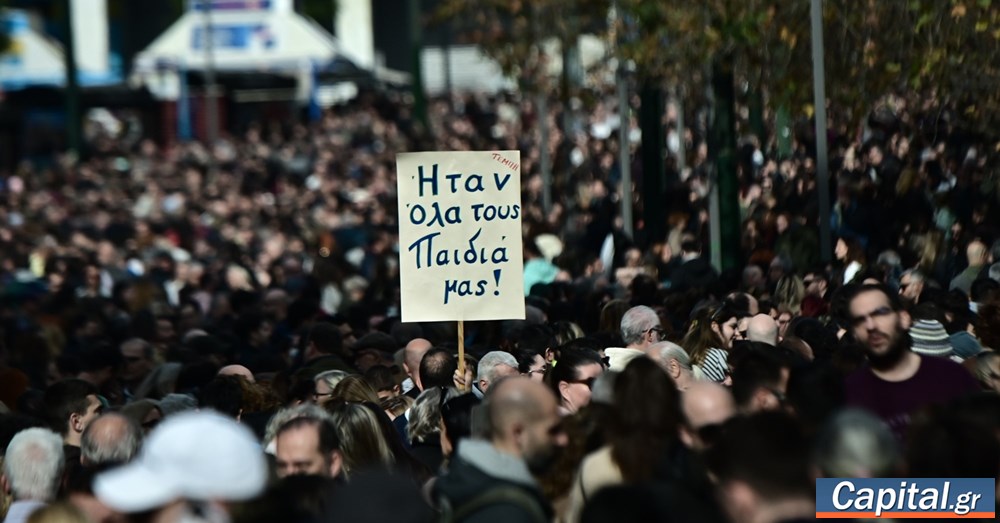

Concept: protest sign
[[396, 151, 525, 322]]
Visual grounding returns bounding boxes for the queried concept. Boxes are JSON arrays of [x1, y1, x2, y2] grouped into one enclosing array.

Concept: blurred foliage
[[435, 0, 611, 92], [617, 0, 1000, 133], [439, 0, 1000, 135]]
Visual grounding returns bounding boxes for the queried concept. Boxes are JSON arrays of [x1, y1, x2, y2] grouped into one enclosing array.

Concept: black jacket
[[670, 256, 719, 292], [434, 440, 551, 523]]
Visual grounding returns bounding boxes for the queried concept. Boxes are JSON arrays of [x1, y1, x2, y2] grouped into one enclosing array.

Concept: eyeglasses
[[525, 366, 548, 377], [646, 326, 665, 338], [312, 391, 334, 400], [566, 377, 597, 389], [850, 306, 894, 327]]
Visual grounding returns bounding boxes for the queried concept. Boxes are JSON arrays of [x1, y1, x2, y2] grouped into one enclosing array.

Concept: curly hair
[[238, 378, 282, 413]]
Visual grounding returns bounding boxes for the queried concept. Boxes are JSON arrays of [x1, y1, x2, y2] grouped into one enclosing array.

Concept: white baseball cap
[[94, 410, 267, 513]]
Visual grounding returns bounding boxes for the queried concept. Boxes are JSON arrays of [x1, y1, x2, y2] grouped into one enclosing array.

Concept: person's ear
[[510, 420, 526, 447], [70, 412, 84, 433], [1, 473, 10, 495], [899, 309, 912, 331], [752, 388, 771, 412], [329, 451, 344, 478], [679, 426, 696, 449], [669, 360, 681, 379], [723, 480, 758, 521], [558, 381, 570, 400]]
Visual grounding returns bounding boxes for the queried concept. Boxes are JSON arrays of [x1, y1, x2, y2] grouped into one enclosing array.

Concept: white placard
[[396, 151, 525, 322]]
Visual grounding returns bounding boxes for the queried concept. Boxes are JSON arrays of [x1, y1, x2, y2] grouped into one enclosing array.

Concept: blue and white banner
[[817, 478, 995, 518]]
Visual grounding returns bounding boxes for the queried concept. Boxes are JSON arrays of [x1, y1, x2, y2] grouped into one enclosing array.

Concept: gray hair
[[263, 404, 333, 449], [770, 254, 793, 273], [901, 268, 925, 283], [409, 387, 459, 444], [649, 341, 691, 370], [988, 262, 1000, 283], [81, 413, 142, 466], [3, 428, 65, 501], [813, 409, 899, 478], [876, 250, 901, 268], [477, 351, 518, 385], [620, 305, 660, 345], [974, 352, 1000, 385], [590, 371, 618, 405], [314, 370, 351, 390], [120, 338, 154, 360]]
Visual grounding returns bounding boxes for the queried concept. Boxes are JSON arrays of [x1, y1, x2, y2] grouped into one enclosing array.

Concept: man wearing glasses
[[843, 284, 978, 440], [801, 268, 831, 317], [605, 305, 665, 372]]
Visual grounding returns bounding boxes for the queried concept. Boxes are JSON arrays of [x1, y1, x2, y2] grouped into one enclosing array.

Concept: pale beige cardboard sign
[[396, 151, 525, 322]]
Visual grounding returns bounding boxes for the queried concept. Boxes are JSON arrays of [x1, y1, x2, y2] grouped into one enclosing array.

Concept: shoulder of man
[[916, 354, 979, 392], [436, 454, 550, 522], [442, 483, 550, 523]]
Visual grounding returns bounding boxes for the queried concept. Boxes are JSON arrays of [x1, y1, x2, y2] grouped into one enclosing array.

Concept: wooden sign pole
[[457, 320, 466, 392]]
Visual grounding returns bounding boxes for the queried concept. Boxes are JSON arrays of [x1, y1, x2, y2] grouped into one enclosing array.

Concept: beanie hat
[[909, 319, 952, 357]]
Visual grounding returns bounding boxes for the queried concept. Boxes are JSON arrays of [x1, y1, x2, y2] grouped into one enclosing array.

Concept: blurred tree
[[615, 0, 1000, 136], [433, 0, 1000, 262], [435, 0, 610, 94], [823, 0, 1000, 136]]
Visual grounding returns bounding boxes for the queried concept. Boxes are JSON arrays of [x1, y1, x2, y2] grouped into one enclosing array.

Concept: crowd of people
[[1, 85, 1000, 523]]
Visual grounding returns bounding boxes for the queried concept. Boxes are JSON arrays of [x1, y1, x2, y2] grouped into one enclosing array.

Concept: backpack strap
[[446, 485, 548, 523]]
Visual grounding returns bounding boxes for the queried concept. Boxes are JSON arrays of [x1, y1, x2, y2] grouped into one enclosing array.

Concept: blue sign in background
[[192, 25, 275, 51], [817, 478, 995, 515]]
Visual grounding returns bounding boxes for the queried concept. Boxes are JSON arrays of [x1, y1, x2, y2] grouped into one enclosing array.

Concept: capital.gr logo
[[816, 478, 995, 518]]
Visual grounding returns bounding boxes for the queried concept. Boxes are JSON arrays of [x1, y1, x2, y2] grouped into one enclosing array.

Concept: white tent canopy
[[132, 0, 363, 99], [134, 11, 352, 73], [0, 10, 67, 90], [0, 8, 118, 91]]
